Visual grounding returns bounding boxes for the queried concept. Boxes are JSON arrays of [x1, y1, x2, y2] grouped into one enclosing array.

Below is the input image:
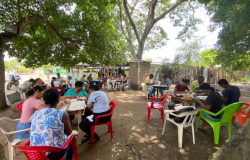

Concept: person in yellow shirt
[[190, 76, 204, 94], [144, 74, 158, 98]]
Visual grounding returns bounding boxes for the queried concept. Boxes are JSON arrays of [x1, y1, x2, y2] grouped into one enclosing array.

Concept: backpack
[[168, 103, 195, 123]]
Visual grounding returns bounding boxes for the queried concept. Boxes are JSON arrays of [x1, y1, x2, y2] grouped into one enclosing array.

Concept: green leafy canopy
[[1, 0, 127, 68]]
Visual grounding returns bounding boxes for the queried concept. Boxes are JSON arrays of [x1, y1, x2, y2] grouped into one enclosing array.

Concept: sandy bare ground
[[0, 77, 249, 160]]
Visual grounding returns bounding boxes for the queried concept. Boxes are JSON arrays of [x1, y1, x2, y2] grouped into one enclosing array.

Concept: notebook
[[59, 101, 86, 111]]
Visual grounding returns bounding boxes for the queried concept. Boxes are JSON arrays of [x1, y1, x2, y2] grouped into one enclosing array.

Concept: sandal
[[88, 136, 100, 145], [83, 134, 90, 138]]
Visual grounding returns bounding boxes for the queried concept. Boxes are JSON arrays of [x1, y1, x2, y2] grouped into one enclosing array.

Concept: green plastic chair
[[195, 102, 243, 144]]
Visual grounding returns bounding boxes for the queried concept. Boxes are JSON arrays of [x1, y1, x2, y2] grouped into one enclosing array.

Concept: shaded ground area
[[1, 84, 249, 160]]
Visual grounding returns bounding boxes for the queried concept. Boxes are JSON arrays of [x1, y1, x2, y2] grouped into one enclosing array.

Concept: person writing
[[64, 81, 87, 97], [190, 76, 204, 94], [159, 74, 171, 96], [15, 86, 46, 139], [174, 79, 190, 94], [144, 74, 158, 98], [192, 83, 223, 131], [120, 74, 128, 92], [29, 89, 74, 160], [218, 79, 241, 106], [79, 84, 111, 145]]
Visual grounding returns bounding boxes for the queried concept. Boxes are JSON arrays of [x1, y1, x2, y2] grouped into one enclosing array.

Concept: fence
[[171, 66, 245, 84]]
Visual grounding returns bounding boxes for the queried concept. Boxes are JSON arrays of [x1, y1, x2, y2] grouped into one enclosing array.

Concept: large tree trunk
[[0, 38, 7, 109]]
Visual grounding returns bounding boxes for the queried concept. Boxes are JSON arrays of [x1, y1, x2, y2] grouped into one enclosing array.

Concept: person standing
[[47, 73, 50, 81], [190, 76, 204, 94], [19, 78, 34, 92], [159, 74, 171, 96], [218, 79, 241, 106], [144, 74, 158, 98], [57, 73, 64, 82]]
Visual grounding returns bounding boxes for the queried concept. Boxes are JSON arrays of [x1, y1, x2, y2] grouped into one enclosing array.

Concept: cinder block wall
[[129, 61, 151, 90]]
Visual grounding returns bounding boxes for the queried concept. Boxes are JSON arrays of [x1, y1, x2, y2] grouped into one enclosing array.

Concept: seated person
[[144, 74, 158, 98], [174, 79, 190, 104], [120, 74, 128, 92], [67, 76, 75, 88], [190, 76, 204, 94], [79, 84, 111, 145], [159, 74, 171, 96], [192, 83, 223, 131], [218, 79, 241, 106], [101, 74, 107, 90], [49, 77, 64, 94], [15, 86, 46, 139], [174, 79, 190, 94], [30, 89, 73, 160], [87, 74, 93, 81], [64, 81, 87, 97], [57, 73, 64, 82], [109, 74, 117, 90], [80, 74, 89, 91], [19, 78, 34, 92]]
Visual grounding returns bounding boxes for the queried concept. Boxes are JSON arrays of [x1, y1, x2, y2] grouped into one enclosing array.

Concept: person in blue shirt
[[218, 79, 241, 106], [64, 81, 87, 97]]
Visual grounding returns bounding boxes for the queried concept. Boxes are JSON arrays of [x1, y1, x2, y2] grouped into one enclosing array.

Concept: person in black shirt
[[218, 79, 241, 106], [192, 83, 223, 131]]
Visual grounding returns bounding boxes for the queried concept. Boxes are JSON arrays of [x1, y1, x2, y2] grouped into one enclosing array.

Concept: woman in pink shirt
[[15, 86, 46, 139]]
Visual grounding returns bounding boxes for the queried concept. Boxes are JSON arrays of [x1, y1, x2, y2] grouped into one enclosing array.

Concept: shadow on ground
[[0, 90, 245, 160]]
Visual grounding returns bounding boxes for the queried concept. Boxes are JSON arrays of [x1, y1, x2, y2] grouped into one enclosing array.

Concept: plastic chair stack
[[196, 102, 243, 144], [13, 135, 78, 160], [232, 103, 250, 127], [162, 108, 199, 148], [0, 117, 30, 160], [90, 100, 117, 148], [147, 94, 168, 123]]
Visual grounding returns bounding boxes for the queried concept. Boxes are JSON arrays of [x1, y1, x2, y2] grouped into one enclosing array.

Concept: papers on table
[[196, 96, 207, 100], [59, 101, 86, 111]]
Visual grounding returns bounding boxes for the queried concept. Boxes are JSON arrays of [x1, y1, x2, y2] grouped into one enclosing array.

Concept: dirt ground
[[0, 76, 249, 160]]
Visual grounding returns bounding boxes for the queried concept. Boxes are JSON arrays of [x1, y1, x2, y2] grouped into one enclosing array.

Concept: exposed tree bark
[[123, 0, 188, 60], [0, 36, 7, 109]]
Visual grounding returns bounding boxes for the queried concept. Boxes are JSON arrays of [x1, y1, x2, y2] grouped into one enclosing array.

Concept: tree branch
[[119, 5, 126, 35], [124, 19, 137, 59], [154, 0, 187, 24], [123, 0, 141, 44]]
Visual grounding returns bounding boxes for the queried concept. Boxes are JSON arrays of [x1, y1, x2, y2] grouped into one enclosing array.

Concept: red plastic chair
[[232, 103, 250, 126], [90, 100, 117, 148], [147, 94, 169, 123], [17, 101, 24, 113], [12, 135, 78, 160], [50, 87, 65, 96]]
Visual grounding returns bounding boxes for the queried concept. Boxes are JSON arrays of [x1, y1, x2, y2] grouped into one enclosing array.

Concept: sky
[[143, 7, 220, 62], [4, 4, 221, 63]]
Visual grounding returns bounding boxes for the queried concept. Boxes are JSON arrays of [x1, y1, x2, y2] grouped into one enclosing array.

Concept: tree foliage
[[18, 67, 30, 73], [115, 0, 203, 60], [174, 37, 203, 67], [1, 0, 126, 68], [42, 64, 55, 72], [200, 49, 217, 67], [144, 58, 153, 62], [202, 0, 250, 69]]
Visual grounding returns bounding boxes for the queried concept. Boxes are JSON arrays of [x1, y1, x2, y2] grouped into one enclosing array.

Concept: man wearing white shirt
[[68, 76, 75, 88], [57, 73, 64, 82]]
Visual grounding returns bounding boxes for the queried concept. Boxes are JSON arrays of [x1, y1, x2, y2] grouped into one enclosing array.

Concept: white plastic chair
[[107, 79, 111, 90], [141, 83, 149, 99], [164, 89, 174, 103], [124, 79, 131, 90], [0, 117, 30, 160], [162, 109, 198, 148]]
